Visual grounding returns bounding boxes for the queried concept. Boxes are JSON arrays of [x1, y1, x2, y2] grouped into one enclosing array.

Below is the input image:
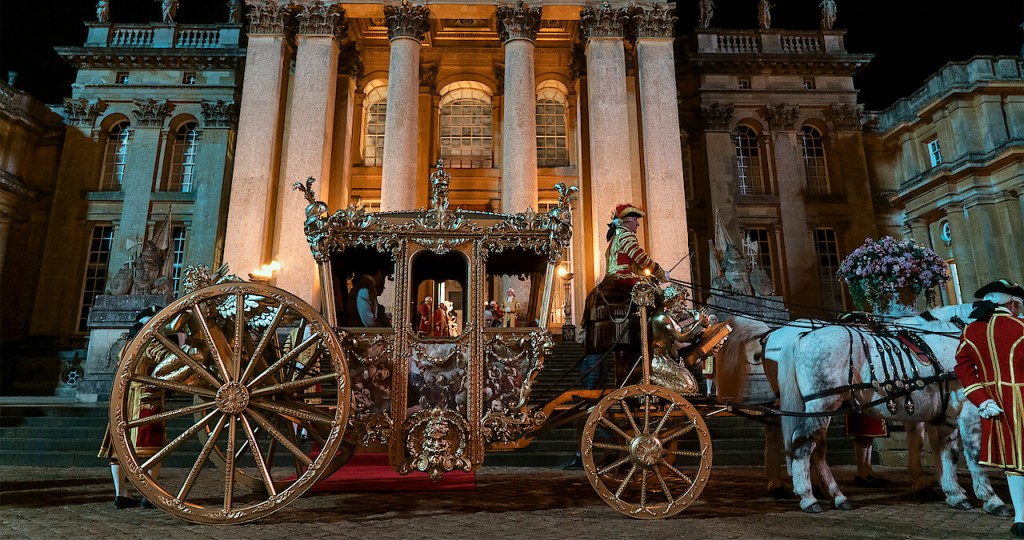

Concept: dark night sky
[[1, 0, 1022, 110]]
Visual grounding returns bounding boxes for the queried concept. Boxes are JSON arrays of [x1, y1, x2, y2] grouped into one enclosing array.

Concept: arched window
[[733, 125, 766, 195], [439, 81, 493, 169], [800, 126, 829, 195], [536, 81, 568, 167], [362, 79, 387, 166], [99, 121, 130, 191], [167, 122, 200, 192]]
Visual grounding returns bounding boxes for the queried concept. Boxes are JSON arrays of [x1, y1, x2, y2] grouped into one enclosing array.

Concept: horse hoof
[[801, 502, 824, 513], [835, 500, 854, 511], [950, 500, 973, 511], [769, 487, 794, 500], [987, 504, 1013, 517]]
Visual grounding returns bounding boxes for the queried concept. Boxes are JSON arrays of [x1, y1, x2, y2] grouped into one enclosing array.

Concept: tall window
[[439, 82, 493, 169], [743, 228, 774, 283], [800, 126, 829, 195], [78, 225, 115, 332], [99, 121, 130, 191], [927, 139, 943, 167], [362, 80, 387, 166], [536, 82, 568, 167], [167, 122, 200, 192], [171, 225, 187, 296], [734, 125, 766, 195], [813, 228, 844, 314]]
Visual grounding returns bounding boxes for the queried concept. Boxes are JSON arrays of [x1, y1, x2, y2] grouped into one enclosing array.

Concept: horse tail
[[778, 336, 804, 456]]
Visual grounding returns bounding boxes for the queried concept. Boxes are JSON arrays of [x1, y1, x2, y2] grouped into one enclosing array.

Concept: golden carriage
[[108, 162, 716, 524]]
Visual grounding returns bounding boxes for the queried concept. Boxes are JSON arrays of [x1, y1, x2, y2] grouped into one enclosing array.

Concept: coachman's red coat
[[955, 308, 1024, 473]]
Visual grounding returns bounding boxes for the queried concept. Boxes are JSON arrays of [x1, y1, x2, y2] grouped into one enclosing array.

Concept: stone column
[[276, 1, 345, 304], [189, 100, 238, 269], [110, 99, 171, 271], [764, 104, 818, 311], [497, 1, 541, 213], [581, 3, 632, 276], [700, 103, 739, 238], [222, 2, 293, 277], [380, 1, 430, 211], [824, 104, 876, 243], [329, 43, 362, 210], [0, 215, 10, 282], [944, 204, 979, 298], [635, 3, 689, 281]]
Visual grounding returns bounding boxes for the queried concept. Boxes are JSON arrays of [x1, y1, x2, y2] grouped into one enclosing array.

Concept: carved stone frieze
[[200, 100, 238, 128], [700, 102, 734, 131], [383, 0, 431, 42], [401, 408, 472, 480], [245, 0, 294, 35], [633, 3, 676, 39], [338, 41, 364, 79], [131, 99, 172, 128], [496, 1, 542, 43], [63, 98, 106, 127], [761, 104, 799, 131], [295, 0, 346, 37], [580, 2, 626, 40], [823, 103, 862, 132]]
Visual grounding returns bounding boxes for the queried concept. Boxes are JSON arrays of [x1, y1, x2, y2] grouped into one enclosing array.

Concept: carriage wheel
[[582, 384, 712, 519], [109, 282, 350, 524]]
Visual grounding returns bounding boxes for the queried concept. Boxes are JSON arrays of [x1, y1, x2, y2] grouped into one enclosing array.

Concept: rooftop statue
[[96, 0, 109, 22], [158, 0, 178, 24], [698, 0, 715, 29], [758, 0, 772, 30], [820, 0, 837, 30], [227, 0, 242, 24]]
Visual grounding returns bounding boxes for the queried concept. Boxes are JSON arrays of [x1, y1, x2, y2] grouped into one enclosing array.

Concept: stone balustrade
[[86, 22, 242, 49], [695, 29, 844, 56]]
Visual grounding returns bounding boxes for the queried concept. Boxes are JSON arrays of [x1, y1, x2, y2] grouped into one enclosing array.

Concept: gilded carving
[[823, 103, 862, 131], [580, 2, 626, 40], [200, 100, 238, 128], [131, 98, 172, 127], [482, 409, 547, 443], [295, 0, 346, 37], [245, 0, 294, 35], [401, 408, 472, 479], [483, 330, 550, 416], [700, 102, 734, 131], [633, 3, 676, 39], [383, 0, 430, 42], [342, 332, 394, 446], [62, 98, 106, 127], [496, 1, 541, 43], [761, 103, 799, 131]]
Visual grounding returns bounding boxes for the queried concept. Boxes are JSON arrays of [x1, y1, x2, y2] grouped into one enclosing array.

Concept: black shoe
[[560, 454, 584, 470], [1011, 522, 1024, 538], [114, 496, 139, 509], [139, 497, 156, 509]]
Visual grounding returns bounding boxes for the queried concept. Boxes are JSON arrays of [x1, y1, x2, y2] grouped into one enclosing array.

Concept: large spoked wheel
[[109, 282, 350, 524], [582, 384, 712, 519]]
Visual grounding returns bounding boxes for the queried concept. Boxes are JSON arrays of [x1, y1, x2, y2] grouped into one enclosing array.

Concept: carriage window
[[410, 250, 469, 337], [329, 247, 395, 328], [485, 247, 549, 329]]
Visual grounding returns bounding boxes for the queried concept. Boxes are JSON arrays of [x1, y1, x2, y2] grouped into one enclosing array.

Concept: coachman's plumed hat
[[612, 203, 645, 220], [974, 279, 1024, 300]]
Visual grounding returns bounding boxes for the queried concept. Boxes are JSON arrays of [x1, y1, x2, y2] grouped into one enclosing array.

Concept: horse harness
[[798, 322, 957, 426]]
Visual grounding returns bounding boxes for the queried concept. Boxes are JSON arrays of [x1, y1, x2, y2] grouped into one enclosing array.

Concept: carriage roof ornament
[[429, 158, 451, 213]]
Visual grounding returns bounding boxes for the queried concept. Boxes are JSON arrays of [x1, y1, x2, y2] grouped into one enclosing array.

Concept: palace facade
[[2, 1, 1023, 393]]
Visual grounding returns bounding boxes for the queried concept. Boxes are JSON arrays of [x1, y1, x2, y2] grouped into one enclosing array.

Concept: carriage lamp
[[559, 263, 575, 342], [643, 268, 652, 276], [249, 260, 281, 283]]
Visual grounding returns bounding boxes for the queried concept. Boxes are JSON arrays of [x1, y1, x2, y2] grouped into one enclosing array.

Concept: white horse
[[716, 305, 1010, 515], [776, 311, 1009, 514]]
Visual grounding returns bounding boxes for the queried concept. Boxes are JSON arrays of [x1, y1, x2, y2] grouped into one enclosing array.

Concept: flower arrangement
[[838, 236, 950, 312]]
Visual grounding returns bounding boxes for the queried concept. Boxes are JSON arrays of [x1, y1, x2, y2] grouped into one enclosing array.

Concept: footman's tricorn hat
[[612, 203, 645, 219], [973, 279, 1024, 300]]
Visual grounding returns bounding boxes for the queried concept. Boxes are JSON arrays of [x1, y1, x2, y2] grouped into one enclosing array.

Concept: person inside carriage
[[341, 267, 390, 327]]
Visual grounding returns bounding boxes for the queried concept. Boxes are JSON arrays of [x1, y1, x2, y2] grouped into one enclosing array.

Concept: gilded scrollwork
[[483, 330, 550, 417], [482, 409, 547, 443], [342, 332, 394, 445], [401, 408, 472, 480]]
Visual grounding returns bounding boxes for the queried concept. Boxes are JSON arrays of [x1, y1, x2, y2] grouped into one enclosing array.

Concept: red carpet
[[307, 453, 476, 493]]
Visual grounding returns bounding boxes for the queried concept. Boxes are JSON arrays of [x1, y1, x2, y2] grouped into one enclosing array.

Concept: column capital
[[245, 0, 295, 35], [200, 100, 238, 129], [497, 1, 541, 43], [822, 103, 862, 132], [131, 99, 173, 128], [699, 102, 734, 132], [295, 1, 346, 37], [63, 98, 107, 127], [761, 103, 799, 132], [580, 2, 626, 40], [384, 1, 430, 42], [633, 3, 676, 39]]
